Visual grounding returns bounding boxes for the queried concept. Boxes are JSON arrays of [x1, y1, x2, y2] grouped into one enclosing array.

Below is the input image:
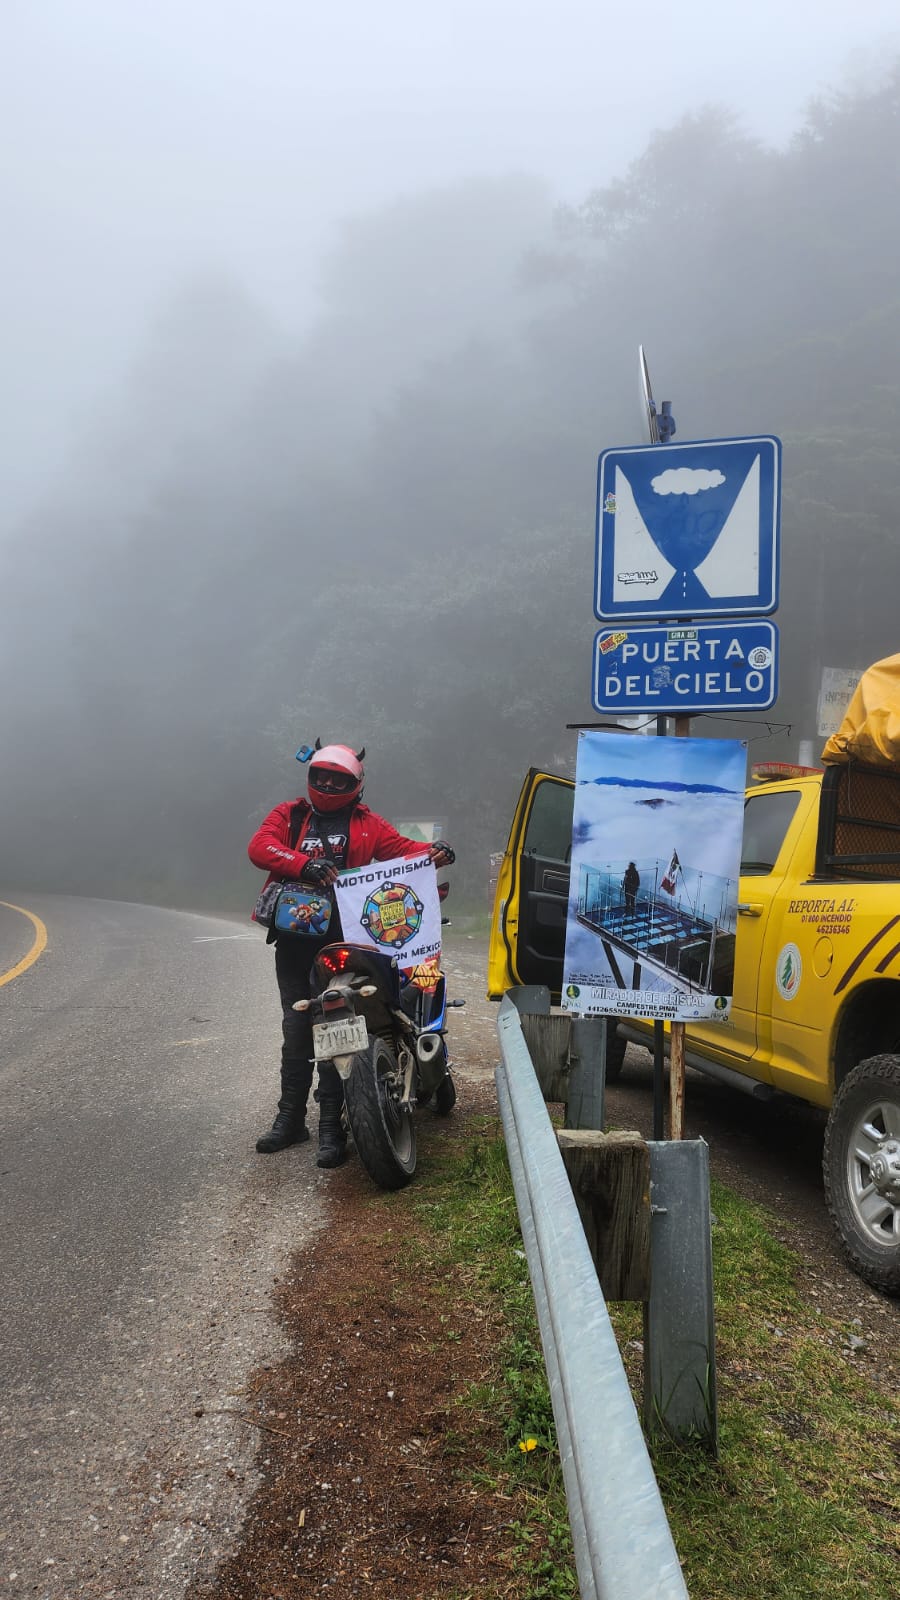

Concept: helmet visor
[[310, 767, 357, 795]]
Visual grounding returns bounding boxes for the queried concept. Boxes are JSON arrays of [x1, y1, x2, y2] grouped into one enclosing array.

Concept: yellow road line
[[0, 901, 49, 988]]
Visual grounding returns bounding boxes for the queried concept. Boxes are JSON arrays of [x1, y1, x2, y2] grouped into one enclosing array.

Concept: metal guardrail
[[496, 995, 689, 1600]]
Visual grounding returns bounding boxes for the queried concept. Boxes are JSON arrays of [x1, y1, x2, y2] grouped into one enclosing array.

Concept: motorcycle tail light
[[321, 947, 352, 973]]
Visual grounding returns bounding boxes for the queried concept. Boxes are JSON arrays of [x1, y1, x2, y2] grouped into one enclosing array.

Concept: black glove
[[301, 860, 338, 891], [429, 840, 455, 866]]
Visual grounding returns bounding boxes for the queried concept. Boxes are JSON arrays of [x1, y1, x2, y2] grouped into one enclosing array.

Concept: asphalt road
[[0, 893, 327, 1599]]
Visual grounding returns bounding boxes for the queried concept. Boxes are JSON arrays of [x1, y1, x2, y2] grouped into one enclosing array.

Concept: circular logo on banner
[[775, 943, 802, 1002], [360, 882, 424, 950], [748, 645, 772, 669]]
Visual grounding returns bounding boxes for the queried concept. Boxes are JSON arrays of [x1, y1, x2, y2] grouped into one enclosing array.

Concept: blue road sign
[[595, 435, 781, 621], [593, 621, 779, 714]]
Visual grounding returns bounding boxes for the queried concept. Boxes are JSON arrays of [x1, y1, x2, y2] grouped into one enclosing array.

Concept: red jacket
[[248, 798, 429, 910]]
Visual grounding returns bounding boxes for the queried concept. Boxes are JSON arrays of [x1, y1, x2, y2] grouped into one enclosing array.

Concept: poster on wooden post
[[561, 731, 746, 1021]]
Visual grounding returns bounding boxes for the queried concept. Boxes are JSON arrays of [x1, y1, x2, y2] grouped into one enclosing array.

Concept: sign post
[[599, 352, 782, 1140], [668, 716, 690, 1141]]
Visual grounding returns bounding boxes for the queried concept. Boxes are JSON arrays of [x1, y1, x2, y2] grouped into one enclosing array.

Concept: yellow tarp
[[821, 652, 900, 768]]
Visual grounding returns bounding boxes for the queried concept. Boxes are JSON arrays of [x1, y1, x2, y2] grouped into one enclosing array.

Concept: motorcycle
[[294, 884, 463, 1189]]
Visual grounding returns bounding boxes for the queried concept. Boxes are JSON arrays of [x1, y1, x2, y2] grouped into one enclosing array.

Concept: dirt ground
[[187, 936, 898, 1600], [187, 938, 534, 1600], [187, 1083, 534, 1600]]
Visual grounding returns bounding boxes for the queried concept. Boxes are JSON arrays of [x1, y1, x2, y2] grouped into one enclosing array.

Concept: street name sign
[[595, 435, 782, 620], [592, 621, 779, 714]]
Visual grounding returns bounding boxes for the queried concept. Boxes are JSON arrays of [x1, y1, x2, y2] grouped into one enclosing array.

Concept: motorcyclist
[[248, 742, 454, 1168]]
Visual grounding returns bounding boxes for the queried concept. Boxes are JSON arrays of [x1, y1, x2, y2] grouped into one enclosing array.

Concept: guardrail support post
[[565, 1016, 606, 1130], [509, 986, 574, 1103], [507, 984, 551, 1016], [643, 1139, 718, 1452], [506, 989, 606, 1131]]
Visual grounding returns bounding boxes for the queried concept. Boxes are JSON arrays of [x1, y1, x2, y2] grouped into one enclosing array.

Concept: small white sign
[[817, 667, 862, 738]]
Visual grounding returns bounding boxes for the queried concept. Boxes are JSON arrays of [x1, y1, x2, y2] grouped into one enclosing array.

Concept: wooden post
[[518, 1013, 572, 1104], [669, 1022, 686, 1142], [557, 1129, 651, 1301]]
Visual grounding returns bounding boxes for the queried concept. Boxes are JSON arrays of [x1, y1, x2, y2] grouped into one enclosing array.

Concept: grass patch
[[414, 1125, 576, 1599], [414, 1122, 899, 1600]]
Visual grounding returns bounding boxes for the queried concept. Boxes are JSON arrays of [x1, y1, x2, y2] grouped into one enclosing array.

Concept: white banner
[[334, 853, 442, 967]]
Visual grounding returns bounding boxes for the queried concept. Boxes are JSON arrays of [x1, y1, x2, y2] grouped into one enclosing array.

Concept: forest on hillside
[[1, 66, 898, 909]]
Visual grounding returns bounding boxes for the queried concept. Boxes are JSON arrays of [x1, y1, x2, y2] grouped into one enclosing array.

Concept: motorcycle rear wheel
[[344, 1036, 417, 1190]]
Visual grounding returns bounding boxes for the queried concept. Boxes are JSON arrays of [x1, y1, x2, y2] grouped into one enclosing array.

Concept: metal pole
[[652, 712, 667, 1138], [652, 1027, 665, 1140], [668, 715, 691, 1139]]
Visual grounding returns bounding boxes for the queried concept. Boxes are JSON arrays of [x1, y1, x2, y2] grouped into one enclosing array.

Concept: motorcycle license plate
[[313, 1015, 368, 1061]]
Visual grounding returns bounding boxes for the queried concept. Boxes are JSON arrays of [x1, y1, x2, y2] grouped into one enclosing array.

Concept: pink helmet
[[307, 742, 365, 813]]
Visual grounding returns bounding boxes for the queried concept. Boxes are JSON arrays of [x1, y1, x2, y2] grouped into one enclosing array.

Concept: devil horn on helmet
[[314, 737, 322, 750], [356, 747, 365, 761]]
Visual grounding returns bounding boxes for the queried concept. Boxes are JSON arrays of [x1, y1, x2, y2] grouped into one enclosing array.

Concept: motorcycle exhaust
[[416, 1032, 443, 1068]]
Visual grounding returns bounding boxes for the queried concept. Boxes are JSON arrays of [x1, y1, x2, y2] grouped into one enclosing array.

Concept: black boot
[[315, 1097, 348, 1167], [256, 1061, 313, 1153], [315, 1065, 348, 1169]]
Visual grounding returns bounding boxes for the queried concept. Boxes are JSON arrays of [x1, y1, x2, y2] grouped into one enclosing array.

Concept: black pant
[[274, 937, 326, 1068]]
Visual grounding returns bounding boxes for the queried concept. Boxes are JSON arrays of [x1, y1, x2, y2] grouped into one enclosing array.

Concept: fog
[[1, 5, 899, 910], [4, 1, 898, 525]]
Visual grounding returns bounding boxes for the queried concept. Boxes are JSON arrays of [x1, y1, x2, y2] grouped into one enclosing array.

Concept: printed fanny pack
[[253, 878, 333, 938]]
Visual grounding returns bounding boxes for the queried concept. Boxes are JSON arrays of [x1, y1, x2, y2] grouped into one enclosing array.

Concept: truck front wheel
[[823, 1054, 900, 1295]]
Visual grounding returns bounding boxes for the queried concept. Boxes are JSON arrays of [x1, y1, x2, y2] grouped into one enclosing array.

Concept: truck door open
[[488, 770, 574, 1000]]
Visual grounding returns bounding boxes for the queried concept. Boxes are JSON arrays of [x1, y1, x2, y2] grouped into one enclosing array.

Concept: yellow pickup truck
[[489, 760, 900, 1294]]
